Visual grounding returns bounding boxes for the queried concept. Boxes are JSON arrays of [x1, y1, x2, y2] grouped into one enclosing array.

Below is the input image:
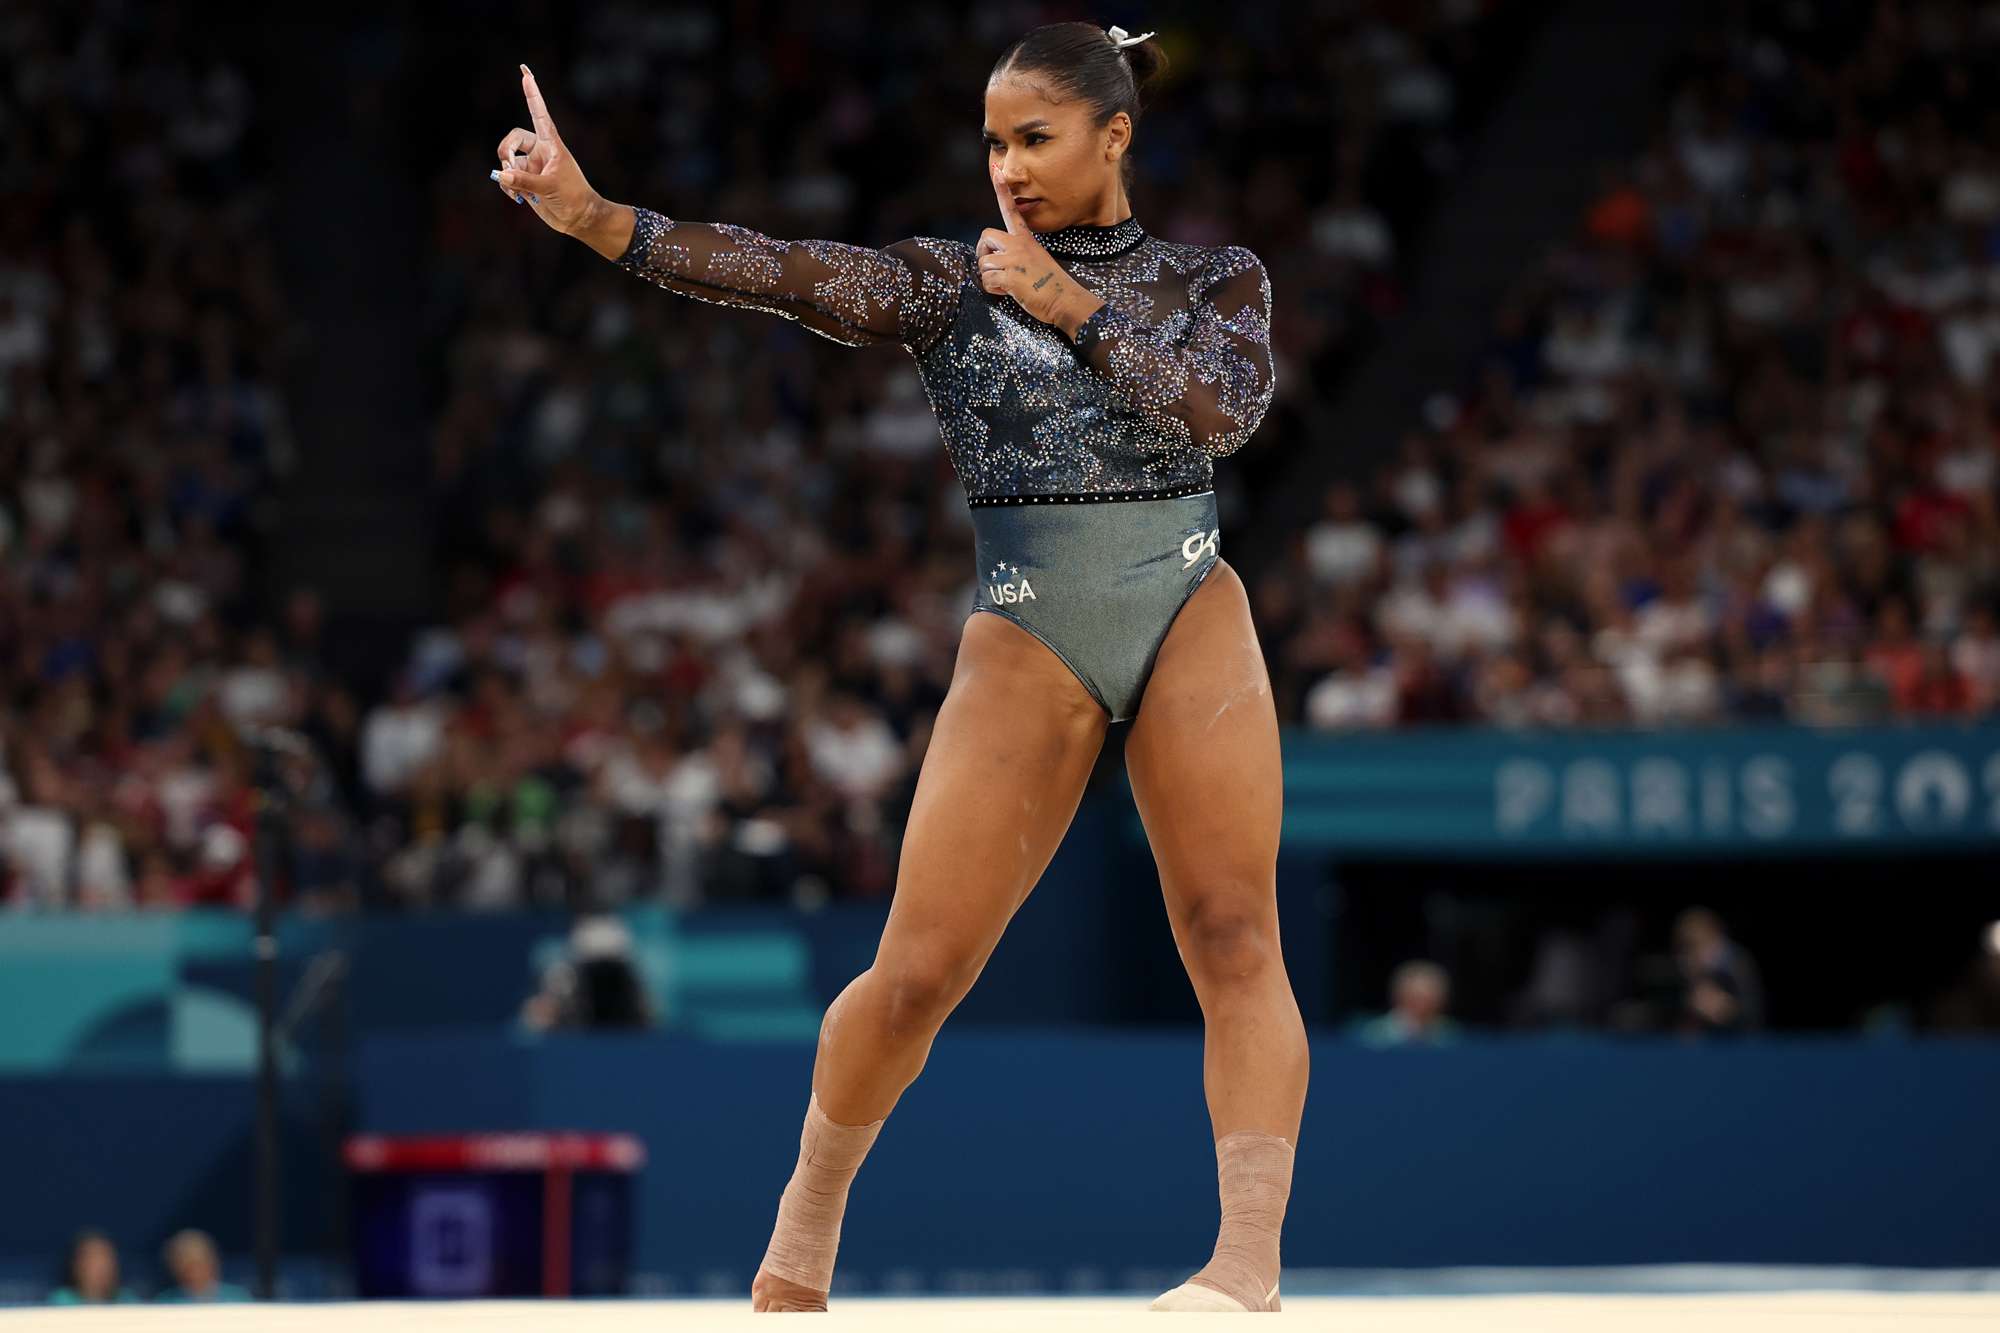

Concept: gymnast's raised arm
[[493, 64, 963, 352]]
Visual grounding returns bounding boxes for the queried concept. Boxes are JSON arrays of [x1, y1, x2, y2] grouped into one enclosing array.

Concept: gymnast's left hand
[[978, 159, 1083, 328], [494, 64, 603, 238]]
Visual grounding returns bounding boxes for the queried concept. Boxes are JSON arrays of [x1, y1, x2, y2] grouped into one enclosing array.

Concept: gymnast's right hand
[[493, 63, 602, 237]]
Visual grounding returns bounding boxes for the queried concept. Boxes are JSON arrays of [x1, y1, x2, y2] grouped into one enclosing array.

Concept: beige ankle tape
[[758, 1090, 886, 1292], [1188, 1130, 1295, 1312]]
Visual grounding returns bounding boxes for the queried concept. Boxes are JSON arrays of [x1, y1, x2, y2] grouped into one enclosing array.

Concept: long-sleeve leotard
[[610, 206, 1275, 498], [612, 206, 964, 353]]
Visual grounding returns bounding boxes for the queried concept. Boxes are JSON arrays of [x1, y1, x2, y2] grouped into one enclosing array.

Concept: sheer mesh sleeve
[[612, 206, 967, 354], [1067, 246, 1276, 457]]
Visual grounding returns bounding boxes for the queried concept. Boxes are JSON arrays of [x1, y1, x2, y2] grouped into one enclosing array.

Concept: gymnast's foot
[[752, 1088, 886, 1312], [751, 1266, 829, 1312], [1149, 1276, 1281, 1311], [1152, 1129, 1293, 1311]]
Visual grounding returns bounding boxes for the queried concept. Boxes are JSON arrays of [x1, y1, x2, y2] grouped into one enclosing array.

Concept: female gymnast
[[492, 20, 1308, 1313]]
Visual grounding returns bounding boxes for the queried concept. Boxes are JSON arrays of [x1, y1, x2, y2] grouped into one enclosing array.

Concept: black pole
[[326, 959, 351, 1295], [252, 754, 287, 1300]]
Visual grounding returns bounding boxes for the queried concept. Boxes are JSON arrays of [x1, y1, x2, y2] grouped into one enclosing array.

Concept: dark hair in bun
[[990, 22, 1172, 190]]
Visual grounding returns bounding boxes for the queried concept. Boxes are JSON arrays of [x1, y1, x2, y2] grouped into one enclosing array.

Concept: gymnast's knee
[[865, 948, 982, 1041], [1177, 891, 1280, 989]]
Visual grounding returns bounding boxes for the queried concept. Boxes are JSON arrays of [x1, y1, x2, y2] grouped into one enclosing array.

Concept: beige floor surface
[[4, 1292, 1997, 1331]]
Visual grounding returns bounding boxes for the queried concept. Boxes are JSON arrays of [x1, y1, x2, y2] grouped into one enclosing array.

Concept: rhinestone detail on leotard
[[1036, 215, 1148, 260], [966, 481, 1214, 508]]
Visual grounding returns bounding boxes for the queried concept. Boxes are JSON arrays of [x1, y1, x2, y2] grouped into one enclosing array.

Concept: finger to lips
[[990, 161, 1026, 234]]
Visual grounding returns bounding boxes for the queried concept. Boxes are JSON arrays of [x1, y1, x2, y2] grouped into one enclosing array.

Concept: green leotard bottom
[[968, 489, 1220, 722]]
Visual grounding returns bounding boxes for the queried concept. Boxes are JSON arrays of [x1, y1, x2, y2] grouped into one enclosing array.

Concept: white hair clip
[[1106, 25, 1157, 49]]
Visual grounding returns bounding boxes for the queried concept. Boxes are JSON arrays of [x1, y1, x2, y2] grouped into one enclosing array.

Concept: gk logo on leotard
[[988, 561, 1037, 604], [1181, 527, 1220, 569]]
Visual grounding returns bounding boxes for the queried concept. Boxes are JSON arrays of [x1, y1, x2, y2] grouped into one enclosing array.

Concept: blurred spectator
[[521, 915, 655, 1031], [1925, 921, 2000, 1031], [1671, 907, 1765, 1036], [1352, 960, 1462, 1047], [1303, 483, 1385, 589], [156, 1229, 250, 1303], [48, 1231, 134, 1305], [1952, 606, 2000, 710], [1507, 927, 1608, 1029]]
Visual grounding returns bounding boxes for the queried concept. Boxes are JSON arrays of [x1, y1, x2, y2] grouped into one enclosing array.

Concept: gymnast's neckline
[[1037, 214, 1147, 260]]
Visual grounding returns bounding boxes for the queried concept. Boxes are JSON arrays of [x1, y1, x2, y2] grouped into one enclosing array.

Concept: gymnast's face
[[983, 74, 1132, 230]]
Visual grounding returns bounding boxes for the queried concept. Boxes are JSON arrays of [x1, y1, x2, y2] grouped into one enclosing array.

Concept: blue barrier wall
[[3, 1031, 1994, 1297], [0, 1074, 337, 1300], [348, 1030, 2000, 1291]]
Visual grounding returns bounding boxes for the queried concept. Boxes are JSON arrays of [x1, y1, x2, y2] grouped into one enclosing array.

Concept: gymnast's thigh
[[871, 610, 1110, 979], [1123, 560, 1282, 916]]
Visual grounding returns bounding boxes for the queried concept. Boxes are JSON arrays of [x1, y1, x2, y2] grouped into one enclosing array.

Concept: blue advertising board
[[1273, 723, 2000, 857]]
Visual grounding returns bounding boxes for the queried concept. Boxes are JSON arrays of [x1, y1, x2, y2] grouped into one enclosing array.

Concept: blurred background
[[1, 0, 1997, 1308]]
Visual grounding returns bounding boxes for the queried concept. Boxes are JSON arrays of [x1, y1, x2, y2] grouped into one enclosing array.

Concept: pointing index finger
[[521, 64, 559, 142], [991, 159, 1026, 235]]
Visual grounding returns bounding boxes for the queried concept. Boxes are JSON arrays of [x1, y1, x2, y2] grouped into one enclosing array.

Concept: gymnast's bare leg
[[1125, 560, 1309, 1312], [751, 610, 1109, 1311]]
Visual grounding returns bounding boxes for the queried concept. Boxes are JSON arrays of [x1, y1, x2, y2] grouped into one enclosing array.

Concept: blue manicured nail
[[489, 168, 501, 180]]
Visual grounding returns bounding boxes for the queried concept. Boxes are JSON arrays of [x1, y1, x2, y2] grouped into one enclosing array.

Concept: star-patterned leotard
[[613, 206, 1276, 719]]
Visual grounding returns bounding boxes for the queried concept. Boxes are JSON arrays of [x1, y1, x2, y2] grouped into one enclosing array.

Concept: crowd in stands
[[13, 2, 2000, 916], [358, 0, 1520, 910], [6, 1, 1523, 911], [0, 3, 310, 911], [1263, 0, 2000, 729]]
